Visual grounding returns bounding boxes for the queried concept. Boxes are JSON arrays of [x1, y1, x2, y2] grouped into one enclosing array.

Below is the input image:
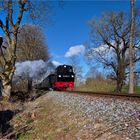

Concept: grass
[[17, 98, 78, 140], [122, 86, 140, 93], [17, 101, 51, 140], [135, 86, 140, 92], [16, 92, 99, 140], [74, 79, 116, 92], [74, 79, 140, 93], [17, 132, 30, 140]]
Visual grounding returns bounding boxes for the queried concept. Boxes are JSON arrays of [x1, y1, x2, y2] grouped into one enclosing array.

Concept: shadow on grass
[[10, 91, 29, 102], [0, 110, 14, 136], [10, 90, 47, 103], [0, 108, 22, 139]]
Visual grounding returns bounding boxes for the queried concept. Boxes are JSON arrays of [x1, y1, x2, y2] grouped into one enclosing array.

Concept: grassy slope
[[16, 92, 123, 140], [17, 96, 80, 140]]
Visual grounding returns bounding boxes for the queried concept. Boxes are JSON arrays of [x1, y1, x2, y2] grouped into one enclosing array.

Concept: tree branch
[[8, 0, 14, 27], [93, 49, 117, 74], [0, 19, 11, 41], [15, 0, 27, 30]]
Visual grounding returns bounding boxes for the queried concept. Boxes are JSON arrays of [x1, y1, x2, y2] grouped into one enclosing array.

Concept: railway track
[[37, 88, 140, 101], [60, 90, 140, 99]]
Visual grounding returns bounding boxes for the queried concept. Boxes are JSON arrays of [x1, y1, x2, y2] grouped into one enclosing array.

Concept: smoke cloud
[[14, 60, 54, 83]]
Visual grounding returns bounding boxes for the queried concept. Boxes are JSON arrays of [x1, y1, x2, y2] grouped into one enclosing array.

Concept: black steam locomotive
[[36, 64, 75, 90]]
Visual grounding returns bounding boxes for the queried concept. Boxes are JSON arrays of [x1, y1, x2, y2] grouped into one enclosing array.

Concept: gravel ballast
[[45, 91, 140, 140]]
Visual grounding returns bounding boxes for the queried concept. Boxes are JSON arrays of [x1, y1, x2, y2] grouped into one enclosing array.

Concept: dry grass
[[74, 79, 116, 92], [17, 99, 80, 140]]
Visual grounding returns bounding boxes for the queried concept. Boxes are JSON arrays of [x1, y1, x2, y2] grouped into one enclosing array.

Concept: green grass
[[17, 132, 30, 140], [135, 86, 140, 92], [122, 86, 140, 93]]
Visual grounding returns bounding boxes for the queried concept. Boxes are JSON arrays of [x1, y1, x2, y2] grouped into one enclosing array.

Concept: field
[[74, 79, 140, 93]]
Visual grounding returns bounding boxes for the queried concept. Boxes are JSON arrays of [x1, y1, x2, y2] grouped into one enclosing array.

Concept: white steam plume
[[14, 60, 54, 84]]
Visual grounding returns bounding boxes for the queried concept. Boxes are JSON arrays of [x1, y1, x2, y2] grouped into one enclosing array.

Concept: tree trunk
[[0, 79, 3, 97], [116, 59, 125, 93], [116, 79, 123, 93], [2, 83, 11, 97], [0, 35, 17, 98], [1, 61, 15, 97], [0, 0, 26, 98], [129, 0, 135, 94], [2, 67, 14, 98]]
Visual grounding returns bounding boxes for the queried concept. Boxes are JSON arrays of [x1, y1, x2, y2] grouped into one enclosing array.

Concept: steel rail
[[61, 90, 140, 98]]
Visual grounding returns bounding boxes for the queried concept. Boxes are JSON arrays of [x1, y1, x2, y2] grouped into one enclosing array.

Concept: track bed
[[47, 91, 140, 140]]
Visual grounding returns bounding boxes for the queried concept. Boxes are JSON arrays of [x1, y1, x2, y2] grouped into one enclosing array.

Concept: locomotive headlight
[[71, 75, 74, 78], [58, 75, 61, 77]]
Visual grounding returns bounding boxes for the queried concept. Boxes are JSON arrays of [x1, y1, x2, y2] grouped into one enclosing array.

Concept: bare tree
[[88, 11, 140, 93], [69, 56, 83, 86], [16, 24, 49, 61], [0, 0, 52, 97], [129, 0, 135, 93]]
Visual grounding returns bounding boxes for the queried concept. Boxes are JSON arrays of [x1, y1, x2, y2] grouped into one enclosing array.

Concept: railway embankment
[[1, 91, 140, 139], [46, 91, 140, 140]]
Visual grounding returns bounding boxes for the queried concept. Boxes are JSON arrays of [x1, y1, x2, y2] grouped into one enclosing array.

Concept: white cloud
[[92, 44, 108, 52], [65, 44, 85, 57], [52, 60, 62, 67]]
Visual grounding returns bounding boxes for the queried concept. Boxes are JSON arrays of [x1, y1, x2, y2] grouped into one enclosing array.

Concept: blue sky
[[45, 0, 133, 75], [0, 0, 140, 77]]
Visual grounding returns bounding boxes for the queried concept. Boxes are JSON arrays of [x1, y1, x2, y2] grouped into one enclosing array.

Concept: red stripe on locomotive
[[52, 81, 74, 90]]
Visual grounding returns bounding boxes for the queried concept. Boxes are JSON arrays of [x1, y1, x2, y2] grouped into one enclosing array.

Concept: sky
[[0, 0, 140, 78], [45, 0, 133, 75]]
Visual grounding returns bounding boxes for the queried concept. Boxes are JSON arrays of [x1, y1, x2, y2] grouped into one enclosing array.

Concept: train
[[35, 64, 75, 90]]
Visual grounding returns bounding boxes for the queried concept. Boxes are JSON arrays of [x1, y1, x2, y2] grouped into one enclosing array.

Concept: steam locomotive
[[36, 64, 75, 90]]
